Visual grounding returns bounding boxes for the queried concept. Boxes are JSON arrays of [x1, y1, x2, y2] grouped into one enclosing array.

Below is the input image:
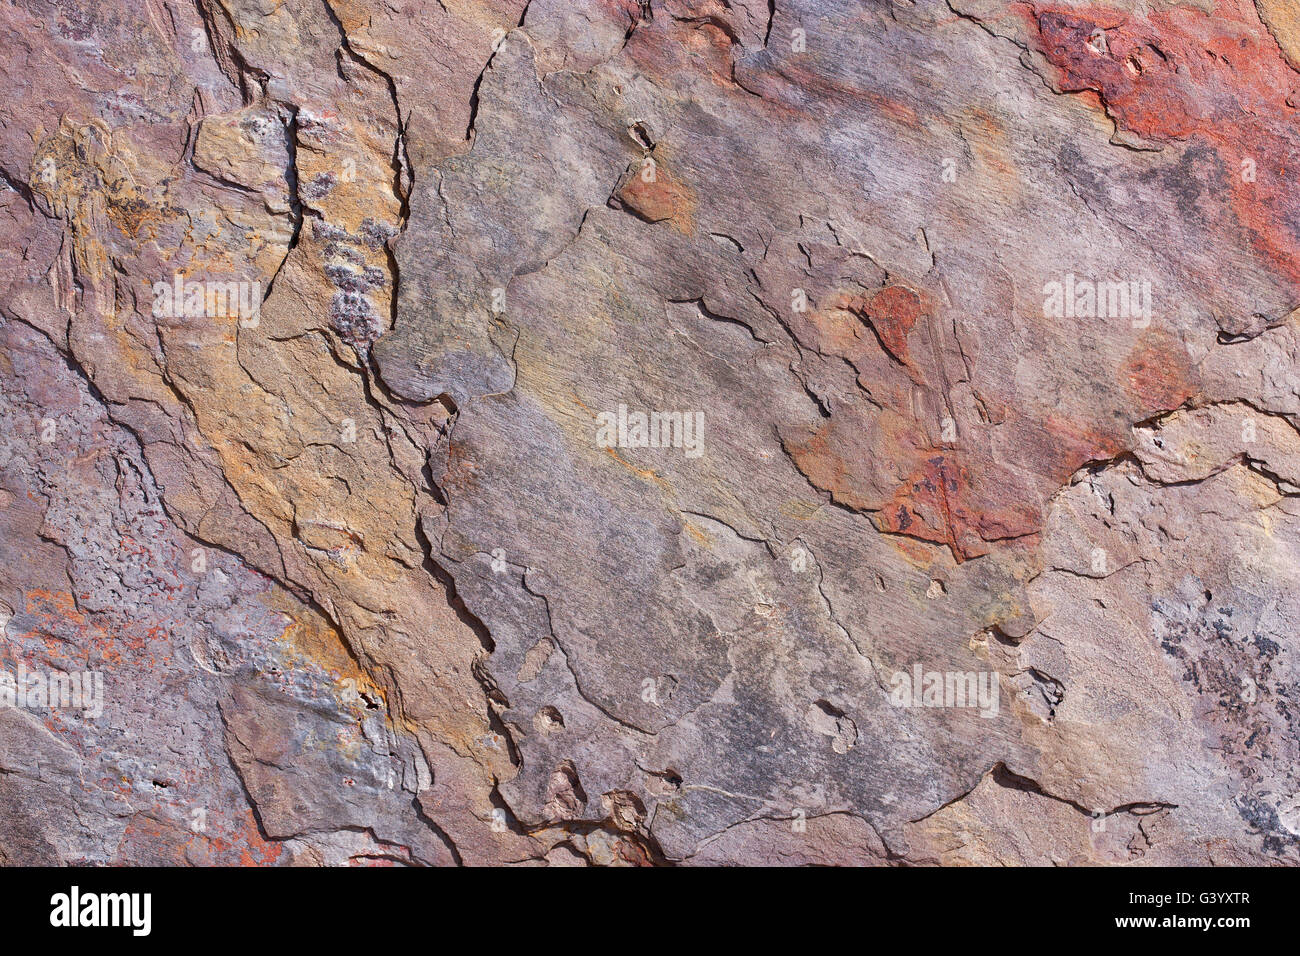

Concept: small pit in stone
[[534, 705, 565, 734]]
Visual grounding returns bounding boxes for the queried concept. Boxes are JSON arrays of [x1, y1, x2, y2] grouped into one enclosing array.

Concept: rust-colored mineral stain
[[193, 809, 285, 867], [265, 588, 386, 707], [1032, 411, 1128, 484], [604, 446, 672, 491], [20, 588, 160, 670], [818, 285, 928, 383], [865, 285, 923, 366], [627, 12, 754, 94], [1121, 328, 1199, 412], [1023, 0, 1300, 287], [617, 163, 696, 234], [875, 454, 995, 561], [783, 415, 880, 514], [614, 837, 655, 866]]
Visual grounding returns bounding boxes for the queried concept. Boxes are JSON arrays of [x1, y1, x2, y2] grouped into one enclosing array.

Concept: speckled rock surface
[[1, 0, 1299, 865]]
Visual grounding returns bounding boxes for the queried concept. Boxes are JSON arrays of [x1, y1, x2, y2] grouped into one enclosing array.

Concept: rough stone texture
[[1, 0, 1299, 865]]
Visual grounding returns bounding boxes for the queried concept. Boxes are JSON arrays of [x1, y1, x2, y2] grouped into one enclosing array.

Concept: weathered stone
[[2, 0, 1299, 866]]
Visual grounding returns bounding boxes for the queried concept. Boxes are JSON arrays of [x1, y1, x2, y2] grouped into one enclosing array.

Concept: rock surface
[[1, 0, 1299, 865]]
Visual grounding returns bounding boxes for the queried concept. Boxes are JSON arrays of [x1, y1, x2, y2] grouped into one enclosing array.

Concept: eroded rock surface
[[1, 0, 1299, 865]]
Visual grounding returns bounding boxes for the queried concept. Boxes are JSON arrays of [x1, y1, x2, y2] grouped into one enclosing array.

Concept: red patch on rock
[[1021, 0, 1300, 287], [876, 453, 1042, 562], [1121, 328, 1199, 412], [617, 163, 695, 231], [864, 285, 923, 366]]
